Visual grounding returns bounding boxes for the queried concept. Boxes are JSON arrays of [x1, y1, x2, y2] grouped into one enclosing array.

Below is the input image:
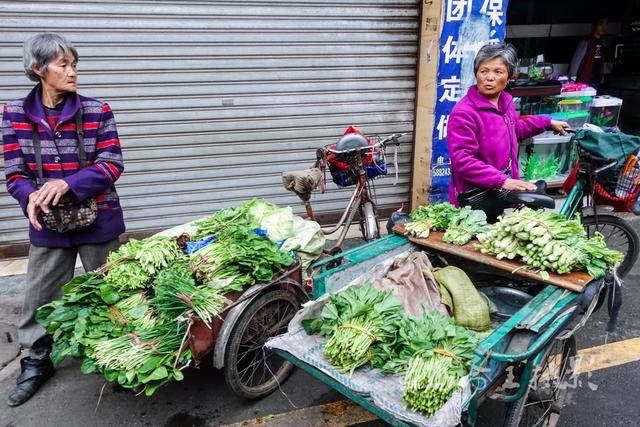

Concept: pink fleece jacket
[[447, 85, 551, 205]]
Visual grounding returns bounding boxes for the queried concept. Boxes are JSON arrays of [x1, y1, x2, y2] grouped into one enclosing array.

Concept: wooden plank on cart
[[393, 224, 591, 293]]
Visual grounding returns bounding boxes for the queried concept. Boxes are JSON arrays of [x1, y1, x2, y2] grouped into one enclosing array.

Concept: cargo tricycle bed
[[266, 234, 617, 427]]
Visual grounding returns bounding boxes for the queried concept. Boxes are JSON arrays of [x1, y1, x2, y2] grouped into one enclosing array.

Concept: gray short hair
[[473, 43, 518, 77], [23, 33, 78, 82]]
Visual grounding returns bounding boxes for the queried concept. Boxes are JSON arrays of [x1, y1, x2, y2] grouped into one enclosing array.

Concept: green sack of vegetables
[[433, 267, 491, 332]]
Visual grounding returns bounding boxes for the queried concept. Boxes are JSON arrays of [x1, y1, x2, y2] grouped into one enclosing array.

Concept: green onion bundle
[[152, 264, 224, 325]]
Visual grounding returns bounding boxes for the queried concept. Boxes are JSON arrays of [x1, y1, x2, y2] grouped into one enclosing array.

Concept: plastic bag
[[259, 207, 325, 272]]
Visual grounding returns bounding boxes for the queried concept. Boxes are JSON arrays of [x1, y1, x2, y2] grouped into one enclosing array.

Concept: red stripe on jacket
[[56, 122, 99, 131], [3, 143, 20, 152], [96, 139, 121, 149]]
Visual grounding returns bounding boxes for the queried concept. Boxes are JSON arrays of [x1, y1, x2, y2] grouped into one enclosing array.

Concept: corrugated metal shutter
[[0, 0, 418, 245]]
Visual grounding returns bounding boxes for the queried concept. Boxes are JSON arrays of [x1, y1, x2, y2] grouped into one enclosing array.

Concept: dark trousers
[[17, 239, 120, 359]]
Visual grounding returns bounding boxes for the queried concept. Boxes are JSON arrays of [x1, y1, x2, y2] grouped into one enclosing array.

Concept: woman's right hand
[[502, 178, 537, 192]]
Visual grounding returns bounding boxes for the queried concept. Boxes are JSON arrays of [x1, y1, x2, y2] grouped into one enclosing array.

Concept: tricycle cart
[[187, 261, 308, 399], [268, 231, 618, 426]]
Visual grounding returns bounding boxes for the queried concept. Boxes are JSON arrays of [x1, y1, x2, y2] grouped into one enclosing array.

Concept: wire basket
[[564, 155, 640, 212]]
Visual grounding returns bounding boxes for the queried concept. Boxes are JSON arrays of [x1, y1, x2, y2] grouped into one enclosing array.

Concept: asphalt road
[[1, 229, 639, 427]]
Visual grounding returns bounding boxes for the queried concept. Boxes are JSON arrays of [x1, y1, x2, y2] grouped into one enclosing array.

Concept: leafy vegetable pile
[[405, 202, 488, 245], [303, 284, 478, 417], [476, 208, 623, 278], [37, 199, 295, 396]]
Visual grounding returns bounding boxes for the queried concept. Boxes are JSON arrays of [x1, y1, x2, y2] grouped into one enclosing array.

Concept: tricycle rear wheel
[[504, 336, 577, 427], [223, 289, 301, 399]]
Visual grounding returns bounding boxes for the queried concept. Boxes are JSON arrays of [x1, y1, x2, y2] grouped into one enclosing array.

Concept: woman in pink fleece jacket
[[448, 43, 569, 208]]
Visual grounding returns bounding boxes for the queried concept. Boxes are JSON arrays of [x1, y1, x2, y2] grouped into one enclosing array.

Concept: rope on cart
[[339, 324, 377, 343], [433, 348, 468, 372]]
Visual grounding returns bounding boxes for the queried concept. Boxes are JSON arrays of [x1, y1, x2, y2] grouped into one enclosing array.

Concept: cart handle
[[478, 306, 576, 363], [479, 278, 606, 363]]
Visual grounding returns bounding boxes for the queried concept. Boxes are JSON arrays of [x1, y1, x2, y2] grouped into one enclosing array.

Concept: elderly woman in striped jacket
[[2, 33, 125, 406]]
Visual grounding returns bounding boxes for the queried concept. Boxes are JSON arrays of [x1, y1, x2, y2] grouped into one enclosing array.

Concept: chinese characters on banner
[[429, 0, 509, 202]]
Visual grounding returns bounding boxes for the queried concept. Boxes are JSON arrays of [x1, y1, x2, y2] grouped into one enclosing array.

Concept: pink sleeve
[[448, 110, 508, 190], [515, 115, 551, 141]]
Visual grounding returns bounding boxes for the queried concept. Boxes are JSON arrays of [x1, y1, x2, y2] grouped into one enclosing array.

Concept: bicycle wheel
[[504, 336, 577, 427], [359, 200, 380, 241], [223, 289, 301, 399], [582, 214, 639, 278]]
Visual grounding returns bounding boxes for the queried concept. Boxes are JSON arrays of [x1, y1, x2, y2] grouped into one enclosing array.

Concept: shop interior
[[504, 0, 640, 188]]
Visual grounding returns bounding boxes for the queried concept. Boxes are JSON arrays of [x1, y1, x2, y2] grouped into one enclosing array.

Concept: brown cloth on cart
[[373, 252, 449, 319]]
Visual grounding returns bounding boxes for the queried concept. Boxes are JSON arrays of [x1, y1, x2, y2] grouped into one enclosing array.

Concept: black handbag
[[32, 110, 98, 233]]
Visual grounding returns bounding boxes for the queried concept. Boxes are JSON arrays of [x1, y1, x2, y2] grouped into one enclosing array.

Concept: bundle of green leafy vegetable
[[442, 207, 488, 246], [405, 202, 488, 244], [104, 236, 182, 291], [476, 208, 623, 278], [303, 283, 404, 374], [192, 199, 279, 240], [397, 315, 478, 416], [92, 322, 191, 396], [405, 202, 459, 238], [190, 225, 294, 292], [152, 261, 225, 324]]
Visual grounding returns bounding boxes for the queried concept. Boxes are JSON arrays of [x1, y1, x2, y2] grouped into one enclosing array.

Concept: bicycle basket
[[563, 156, 640, 212], [325, 125, 386, 187]]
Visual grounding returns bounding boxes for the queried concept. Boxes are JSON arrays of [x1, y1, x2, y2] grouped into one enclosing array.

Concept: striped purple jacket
[[2, 84, 125, 247]]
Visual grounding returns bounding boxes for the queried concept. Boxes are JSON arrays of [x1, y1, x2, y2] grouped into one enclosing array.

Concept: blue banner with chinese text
[[429, 0, 510, 202]]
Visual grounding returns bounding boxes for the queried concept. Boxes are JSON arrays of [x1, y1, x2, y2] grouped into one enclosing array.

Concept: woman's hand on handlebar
[[550, 120, 570, 136], [502, 178, 537, 192]]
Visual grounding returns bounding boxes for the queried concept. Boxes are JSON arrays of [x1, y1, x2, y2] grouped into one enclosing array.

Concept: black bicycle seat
[[496, 180, 555, 210]]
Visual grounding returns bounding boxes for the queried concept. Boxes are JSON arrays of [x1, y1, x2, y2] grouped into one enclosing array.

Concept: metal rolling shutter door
[[0, 0, 418, 245]]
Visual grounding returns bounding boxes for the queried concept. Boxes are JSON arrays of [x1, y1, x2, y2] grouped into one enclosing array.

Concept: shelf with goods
[[512, 81, 623, 188]]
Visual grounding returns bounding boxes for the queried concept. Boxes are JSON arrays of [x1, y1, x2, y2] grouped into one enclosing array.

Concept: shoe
[[7, 357, 54, 407]]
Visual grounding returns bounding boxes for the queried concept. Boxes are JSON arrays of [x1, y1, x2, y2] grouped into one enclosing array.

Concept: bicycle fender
[[212, 279, 308, 369]]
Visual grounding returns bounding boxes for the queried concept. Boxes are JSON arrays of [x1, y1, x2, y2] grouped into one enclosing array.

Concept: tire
[[582, 215, 639, 278], [223, 289, 301, 400], [360, 200, 380, 241], [504, 336, 577, 427]]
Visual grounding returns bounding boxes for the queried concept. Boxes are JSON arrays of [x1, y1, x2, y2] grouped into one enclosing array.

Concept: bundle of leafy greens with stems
[[152, 260, 225, 325], [404, 202, 488, 245], [190, 224, 294, 292], [37, 199, 297, 396], [476, 208, 623, 278], [304, 284, 479, 417], [92, 322, 191, 396], [303, 283, 405, 374], [104, 236, 182, 291], [442, 207, 488, 246]]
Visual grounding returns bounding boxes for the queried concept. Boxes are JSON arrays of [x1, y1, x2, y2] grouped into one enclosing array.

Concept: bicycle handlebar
[[324, 132, 411, 155]]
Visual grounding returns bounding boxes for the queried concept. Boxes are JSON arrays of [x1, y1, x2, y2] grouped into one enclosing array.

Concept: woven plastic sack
[[433, 267, 491, 332]]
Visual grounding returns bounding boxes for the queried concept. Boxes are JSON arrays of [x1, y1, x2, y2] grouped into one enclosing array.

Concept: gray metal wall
[[0, 0, 418, 245]]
